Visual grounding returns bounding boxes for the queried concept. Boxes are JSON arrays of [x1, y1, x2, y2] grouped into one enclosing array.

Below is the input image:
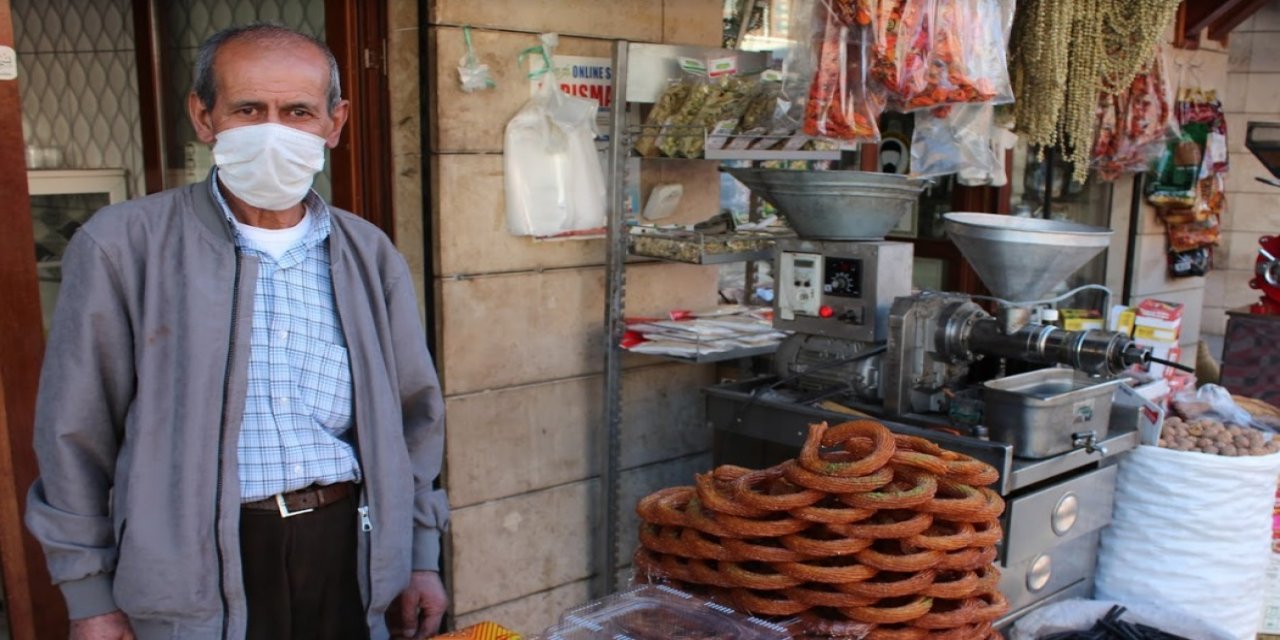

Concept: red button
[[818, 305, 835, 318]]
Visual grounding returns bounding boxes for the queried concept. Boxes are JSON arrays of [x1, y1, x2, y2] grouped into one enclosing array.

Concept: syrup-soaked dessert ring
[[839, 595, 935, 625], [729, 588, 811, 616], [856, 540, 944, 573], [783, 458, 896, 494], [695, 470, 769, 518], [775, 556, 880, 584], [836, 569, 937, 599], [905, 520, 977, 551], [721, 536, 814, 563], [800, 420, 897, 477], [720, 561, 804, 591], [733, 465, 825, 512], [841, 468, 939, 511], [832, 510, 935, 540], [780, 524, 876, 557]]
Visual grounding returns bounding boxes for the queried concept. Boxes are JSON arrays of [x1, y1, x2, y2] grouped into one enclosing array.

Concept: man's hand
[[70, 610, 134, 640], [388, 570, 447, 639]]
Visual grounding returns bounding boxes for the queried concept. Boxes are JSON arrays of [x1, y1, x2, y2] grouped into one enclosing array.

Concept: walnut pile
[[1158, 417, 1280, 456]]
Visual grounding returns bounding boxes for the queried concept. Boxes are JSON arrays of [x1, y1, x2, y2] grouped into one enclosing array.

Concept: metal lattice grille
[[13, 0, 145, 197]]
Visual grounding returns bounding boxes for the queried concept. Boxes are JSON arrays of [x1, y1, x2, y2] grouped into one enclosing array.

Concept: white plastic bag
[[1095, 444, 1280, 639], [457, 25, 495, 92], [503, 34, 606, 237]]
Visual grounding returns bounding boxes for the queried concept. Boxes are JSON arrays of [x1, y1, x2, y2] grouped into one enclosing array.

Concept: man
[[24, 24, 448, 640]]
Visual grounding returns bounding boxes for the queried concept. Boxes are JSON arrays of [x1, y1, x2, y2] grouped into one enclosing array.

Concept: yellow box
[[432, 622, 521, 640]]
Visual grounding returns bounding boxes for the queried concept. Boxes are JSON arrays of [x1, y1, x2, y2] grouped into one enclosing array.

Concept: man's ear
[[325, 99, 350, 149], [188, 92, 217, 144]]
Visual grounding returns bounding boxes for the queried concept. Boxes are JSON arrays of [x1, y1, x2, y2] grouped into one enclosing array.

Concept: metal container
[[983, 368, 1124, 459], [725, 168, 927, 240]]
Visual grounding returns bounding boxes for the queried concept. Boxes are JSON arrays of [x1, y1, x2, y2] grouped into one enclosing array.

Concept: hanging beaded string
[[1010, 0, 1180, 183]]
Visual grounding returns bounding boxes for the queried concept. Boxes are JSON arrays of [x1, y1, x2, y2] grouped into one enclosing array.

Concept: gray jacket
[[25, 174, 448, 639]]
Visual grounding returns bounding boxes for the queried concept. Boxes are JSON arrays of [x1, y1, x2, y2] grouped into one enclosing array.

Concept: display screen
[[823, 257, 862, 298]]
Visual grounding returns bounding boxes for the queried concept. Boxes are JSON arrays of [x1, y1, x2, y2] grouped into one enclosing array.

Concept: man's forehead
[[213, 38, 330, 90]]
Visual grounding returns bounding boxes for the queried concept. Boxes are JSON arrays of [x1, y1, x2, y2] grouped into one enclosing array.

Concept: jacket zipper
[[214, 253, 242, 640]]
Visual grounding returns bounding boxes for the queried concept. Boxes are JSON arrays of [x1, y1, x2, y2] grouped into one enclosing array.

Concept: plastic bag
[[802, 2, 881, 142], [1092, 53, 1174, 181], [456, 26, 495, 93], [1095, 444, 1280, 640], [868, 0, 1013, 112], [634, 81, 692, 157], [503, 34, 606, 237], [1171, 383, 1275, 432], [909, 103, 1001, 180]]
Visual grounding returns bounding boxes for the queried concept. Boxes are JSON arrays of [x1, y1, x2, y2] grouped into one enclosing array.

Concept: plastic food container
[[540, 584, 793, 640]]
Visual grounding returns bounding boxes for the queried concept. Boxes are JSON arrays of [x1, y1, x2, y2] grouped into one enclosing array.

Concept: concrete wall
[[1203, 1, 1280, 357], [396, 1, 728, 632]]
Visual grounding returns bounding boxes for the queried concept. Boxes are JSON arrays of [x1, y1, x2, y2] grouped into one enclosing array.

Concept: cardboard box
[[1061, 309, 1104, 331], [1110, 305, 1136, 336], [1134, 299, 1184, 332]]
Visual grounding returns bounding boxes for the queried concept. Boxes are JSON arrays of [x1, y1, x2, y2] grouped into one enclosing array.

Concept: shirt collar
[[209, 166, 332, 253]]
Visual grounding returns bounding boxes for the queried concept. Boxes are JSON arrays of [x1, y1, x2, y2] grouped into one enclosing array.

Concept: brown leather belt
[[242, 481, 354, 518]]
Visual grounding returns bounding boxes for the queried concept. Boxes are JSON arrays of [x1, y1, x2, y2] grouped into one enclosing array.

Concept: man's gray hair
[[193, 24, 342, 114]]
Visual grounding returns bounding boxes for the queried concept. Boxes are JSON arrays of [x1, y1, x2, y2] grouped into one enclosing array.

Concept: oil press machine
[[708, 168, 1160, 628]]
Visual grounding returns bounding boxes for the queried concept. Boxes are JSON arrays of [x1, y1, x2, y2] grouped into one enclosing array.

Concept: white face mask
[[212, 122, 327, 211]]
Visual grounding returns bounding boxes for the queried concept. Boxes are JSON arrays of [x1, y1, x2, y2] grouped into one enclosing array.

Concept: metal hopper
[[943, 212, 1113, 304], [725, 168, 928, 240]]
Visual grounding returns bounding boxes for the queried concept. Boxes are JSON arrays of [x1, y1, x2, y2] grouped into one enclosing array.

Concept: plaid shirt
[[211, 174, 361, 502]]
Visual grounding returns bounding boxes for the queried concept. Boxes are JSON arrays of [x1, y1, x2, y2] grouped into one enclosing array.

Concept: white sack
[[503, 60, 606, 237], [1095, 444, 1280, 640]]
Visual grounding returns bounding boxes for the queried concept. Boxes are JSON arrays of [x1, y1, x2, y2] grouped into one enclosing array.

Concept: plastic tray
[[542, 584, 792, 640]]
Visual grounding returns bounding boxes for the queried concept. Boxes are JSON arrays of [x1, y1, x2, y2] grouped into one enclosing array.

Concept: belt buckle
[[275, 493, 314, 518]]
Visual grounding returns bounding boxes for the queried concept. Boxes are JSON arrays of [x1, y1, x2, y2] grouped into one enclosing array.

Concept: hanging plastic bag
[[503, 34, 606, 237], [803, 1, 881, 142], [457, 26, 495, 93], [909, 104, 1003, 182], [869, 0, 1013, 112], [1091, 52, 1174, 180]]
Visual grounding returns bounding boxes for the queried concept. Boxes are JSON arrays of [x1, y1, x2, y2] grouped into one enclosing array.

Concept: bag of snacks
[[635, 80, 693, 157], [868, 0, 1013, 112], [802, 2, 882, 142], [1091, 53, 1174, 181]]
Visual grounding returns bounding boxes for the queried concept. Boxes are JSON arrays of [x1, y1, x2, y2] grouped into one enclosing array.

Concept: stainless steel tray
[[984, 369, 1124, 459]]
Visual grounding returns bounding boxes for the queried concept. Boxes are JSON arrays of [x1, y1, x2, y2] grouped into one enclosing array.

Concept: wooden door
[[0, 1, 69, 637]]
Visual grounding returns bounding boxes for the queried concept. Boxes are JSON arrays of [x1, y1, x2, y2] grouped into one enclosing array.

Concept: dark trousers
[[240, 495, 369, 640]]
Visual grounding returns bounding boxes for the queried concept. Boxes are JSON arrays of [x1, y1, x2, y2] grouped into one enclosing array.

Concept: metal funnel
[[944, 212, 1113, 303]]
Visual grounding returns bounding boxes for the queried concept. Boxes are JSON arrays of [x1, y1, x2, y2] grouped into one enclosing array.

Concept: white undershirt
[[234, 209, 313, 261]]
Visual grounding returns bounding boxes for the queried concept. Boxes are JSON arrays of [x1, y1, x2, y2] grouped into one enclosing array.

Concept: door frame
[[0, 0, 70, 637]]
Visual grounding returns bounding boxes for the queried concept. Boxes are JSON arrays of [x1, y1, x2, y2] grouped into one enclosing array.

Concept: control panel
[[774, 240, 914, 342]]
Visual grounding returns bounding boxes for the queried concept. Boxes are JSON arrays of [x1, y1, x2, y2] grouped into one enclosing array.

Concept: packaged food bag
[[803, 2, 881, 142], [503, 34, 606, 236]]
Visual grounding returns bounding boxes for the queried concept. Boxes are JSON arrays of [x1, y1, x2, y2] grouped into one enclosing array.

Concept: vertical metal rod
[[1122, 173, 1143, 305], [1042, 146, 1055, 219], [596, 39, 630, 600]]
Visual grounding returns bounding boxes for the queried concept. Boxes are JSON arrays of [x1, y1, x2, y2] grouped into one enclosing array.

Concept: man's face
[[188, 38, 349, 148]]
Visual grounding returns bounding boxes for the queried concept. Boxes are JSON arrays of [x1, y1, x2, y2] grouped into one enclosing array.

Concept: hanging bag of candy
[[802, 0, 883, 143], [867, 0, 1012, 112], [1091, 52, 1175, 181]]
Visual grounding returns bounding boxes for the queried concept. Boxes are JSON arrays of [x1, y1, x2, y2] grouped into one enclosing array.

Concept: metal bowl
[[725, 168, 928, 240]]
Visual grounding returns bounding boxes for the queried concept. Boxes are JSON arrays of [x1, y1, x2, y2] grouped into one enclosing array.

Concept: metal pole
[[596, 39, 630, 599]]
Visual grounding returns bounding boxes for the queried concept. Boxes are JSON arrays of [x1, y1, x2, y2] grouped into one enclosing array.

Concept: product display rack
[[599, 40, 824, 598]]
